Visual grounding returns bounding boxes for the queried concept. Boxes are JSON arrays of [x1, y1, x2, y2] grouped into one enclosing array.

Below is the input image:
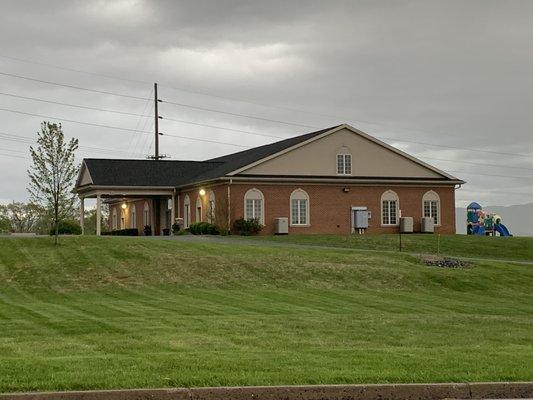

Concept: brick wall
[[108, 199, 154, 234], [229, 183, 456, 235], [109, 183, 456, 235]]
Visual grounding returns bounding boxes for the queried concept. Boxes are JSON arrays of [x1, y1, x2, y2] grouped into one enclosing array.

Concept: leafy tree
[[27, 122, 79, 244], [0, 202, 47, 233]]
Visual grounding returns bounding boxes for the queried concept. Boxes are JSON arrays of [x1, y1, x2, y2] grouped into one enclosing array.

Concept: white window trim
[[143, 202, 150, 227], [290, 188, 310, 227], [207, 190, 216, 223], [112, 208, 118, 230], [422, 190, 441, 226], [183, 195, 190, 228], [195, 196, 202, 222], [243, 188, 265, 224], [381, 190, 399, 226], [336, 153, 352, 175], [130, 205, 136, 229]]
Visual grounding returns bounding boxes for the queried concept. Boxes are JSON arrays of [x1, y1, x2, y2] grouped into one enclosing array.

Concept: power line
[[382, 136, 533, 159], [0, 71, 150, 101], [446, 170, 533, 180], [162, 117, 286, 140], [0, 152, 27, 160], [0, 108, 253, 149], [0, 91, 151, 118], [0, 132, 146, 158], [418, 156, 533, 172], [162, 99, 317, 129], [2, 69, 533, 160], [0, 107, 152, 133], [0, 53, 149, 85], [162, 132, 249, 148]]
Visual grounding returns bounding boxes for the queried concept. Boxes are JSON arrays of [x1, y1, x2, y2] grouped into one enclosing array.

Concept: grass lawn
[[0, 236, 532, 392], [241, 233, 533, 262]]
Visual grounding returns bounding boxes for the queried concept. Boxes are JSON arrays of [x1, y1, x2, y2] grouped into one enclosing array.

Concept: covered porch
[[77, 186, 177, 236]]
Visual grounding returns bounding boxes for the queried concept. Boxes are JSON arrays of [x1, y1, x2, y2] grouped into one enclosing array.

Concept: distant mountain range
[[455, 202, 533, 236]]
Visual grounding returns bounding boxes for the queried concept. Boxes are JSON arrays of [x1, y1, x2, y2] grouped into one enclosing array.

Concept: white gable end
[[239, 127, 445, 179]]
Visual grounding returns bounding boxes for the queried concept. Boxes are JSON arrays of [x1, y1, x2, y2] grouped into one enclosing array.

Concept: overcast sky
[[0, 0, 532, 208]]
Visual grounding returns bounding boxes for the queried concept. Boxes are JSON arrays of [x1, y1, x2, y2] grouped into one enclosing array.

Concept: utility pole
[[154, 82, 159, 159], [148, 83, 166, 160]]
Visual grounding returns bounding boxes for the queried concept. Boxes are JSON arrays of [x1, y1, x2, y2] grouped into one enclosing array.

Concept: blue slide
[[494, 224, 512, 236], [472, 225, 485, 235]]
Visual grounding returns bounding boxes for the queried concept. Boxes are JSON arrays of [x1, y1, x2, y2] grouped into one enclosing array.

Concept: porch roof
[[78, 159, 223, 189]]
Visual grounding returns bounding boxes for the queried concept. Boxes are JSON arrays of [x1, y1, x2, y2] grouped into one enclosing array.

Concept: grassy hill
[[0, 236, 532, 393], [241, 233, 533, 262]]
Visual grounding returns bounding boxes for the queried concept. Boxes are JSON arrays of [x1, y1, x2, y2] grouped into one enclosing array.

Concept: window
[[423, 191, 440, 225], [120, 208, 126, 229], [290, 189, 309, 226], [381, 190, 399, 225], [207, 190, 216, 223], [196, 196, 202, 222], [112, 208, 118, 230], [130, 205, 137, 229], [244, 188, 264, 224], [336, 154, 352, 175], [183, 195, 191, 228], [143, 202, 150, 227]]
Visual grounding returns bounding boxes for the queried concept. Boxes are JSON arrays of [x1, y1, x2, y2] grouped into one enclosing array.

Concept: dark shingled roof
[[79, 125, 340, 188], [81, 159, 223, 187]]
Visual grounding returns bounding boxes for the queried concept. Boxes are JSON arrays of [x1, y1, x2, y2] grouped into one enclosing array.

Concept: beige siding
[[79, 167, 93, 185], [241, 127, 443, 178]]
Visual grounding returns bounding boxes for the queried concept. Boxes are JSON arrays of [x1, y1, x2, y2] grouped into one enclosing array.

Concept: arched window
[[290, 189, 310, 226], [130, 204, 137, 229], [183, 195, 191, 228], [207, 190, 216, 223], [422, 190, 440, 225], [381, 190, 399, 226], [112, 207, 118, 230], [195, 196, 202, 222], [120, 207, 126, 229], [244, 188, 264, 224], [336, 146, 352, 175], [143, 202, 150, 227]]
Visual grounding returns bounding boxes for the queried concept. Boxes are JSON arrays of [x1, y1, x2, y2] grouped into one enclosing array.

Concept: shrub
[[101, 228, 138, 236], [49, 220, 81, 236], [143, 225, 152, 236], [232, 218, 263, 236], [189, 222, 219, 235], [172, 222, 180, 234]]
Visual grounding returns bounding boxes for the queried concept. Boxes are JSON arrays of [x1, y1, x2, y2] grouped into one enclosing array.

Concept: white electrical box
[[400, 217, 413, 233], [421, 217, 434, 233], [274, 217, 289, 234]]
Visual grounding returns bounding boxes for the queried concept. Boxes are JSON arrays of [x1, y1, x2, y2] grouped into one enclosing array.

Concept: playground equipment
[[466, 202, 512, 236]]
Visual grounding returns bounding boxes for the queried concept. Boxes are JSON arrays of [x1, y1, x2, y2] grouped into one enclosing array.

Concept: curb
[[1, 382, 532, 400]]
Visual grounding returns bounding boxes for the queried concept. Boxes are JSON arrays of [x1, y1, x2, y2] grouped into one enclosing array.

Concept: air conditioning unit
[[421, 217, 434, 233], [274, 217, 289, 235], [400, 217, 413, 233]]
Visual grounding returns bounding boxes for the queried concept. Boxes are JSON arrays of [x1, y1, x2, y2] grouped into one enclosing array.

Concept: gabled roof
[[76, 124, 464, 191], [78, 159, 223, 188]]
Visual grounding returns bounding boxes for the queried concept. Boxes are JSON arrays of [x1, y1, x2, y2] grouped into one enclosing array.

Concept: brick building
[[75, 124, 464, 235]]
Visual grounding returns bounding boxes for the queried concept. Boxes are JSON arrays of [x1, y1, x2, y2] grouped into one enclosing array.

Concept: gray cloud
[[0, 0, 532, 207]]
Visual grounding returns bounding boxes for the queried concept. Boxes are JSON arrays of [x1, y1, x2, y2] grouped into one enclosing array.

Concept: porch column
[[171, 193, 176, 235], [96, 194, 102, 236], [79, 197, 85, 235], [151, 199, 156, 236]]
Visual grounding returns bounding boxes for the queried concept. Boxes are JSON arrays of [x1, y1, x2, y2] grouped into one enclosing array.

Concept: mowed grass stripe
[[0, 236, 531, 392]]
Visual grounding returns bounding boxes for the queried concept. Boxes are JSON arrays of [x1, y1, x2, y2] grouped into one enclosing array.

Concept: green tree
[[27, 122, 79, 244], [0, 202, 47, 234]]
